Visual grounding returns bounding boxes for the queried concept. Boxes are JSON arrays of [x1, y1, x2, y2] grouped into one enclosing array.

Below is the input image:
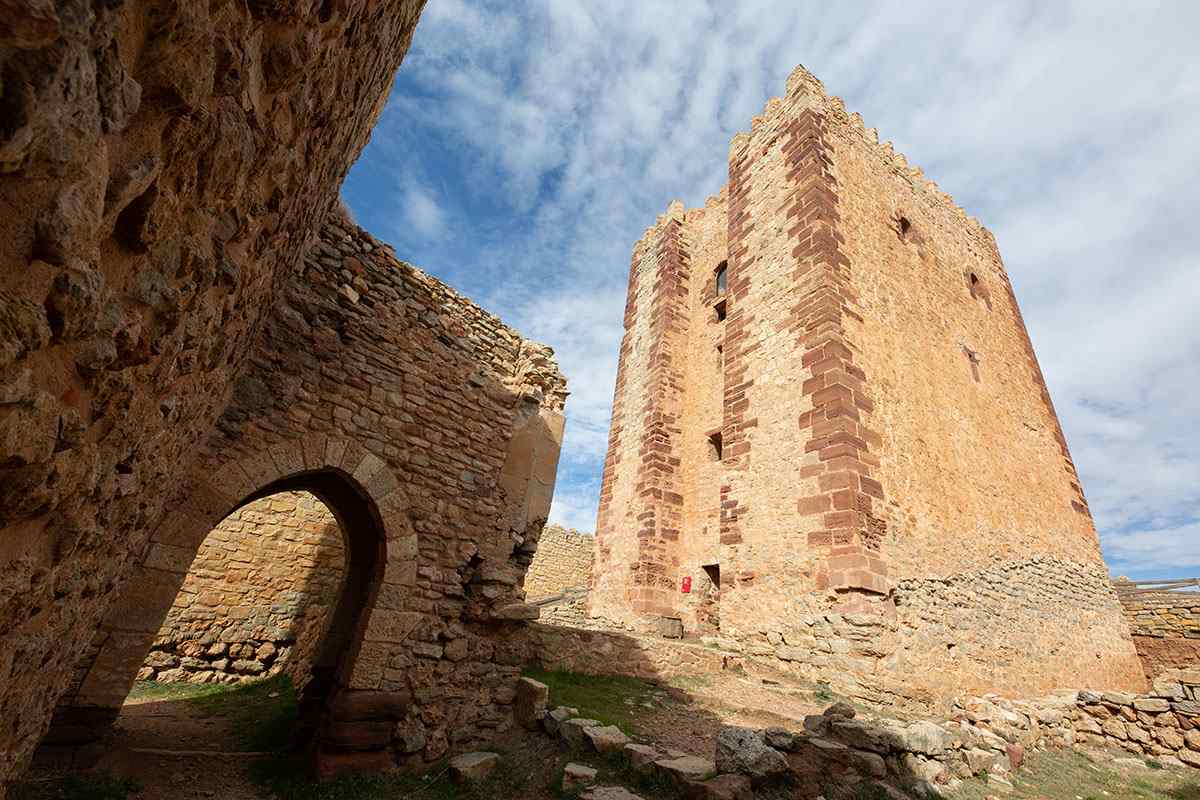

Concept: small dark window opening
[[967, 272, 993, 310], [716, 343, 724, 370], [962, 345, 981, 383], [708, 432, 723, 461], [702, 564, 721, 589], [898, 216, 911, 237], [714, 299, 727, 322], [715, 261, 728, 295]]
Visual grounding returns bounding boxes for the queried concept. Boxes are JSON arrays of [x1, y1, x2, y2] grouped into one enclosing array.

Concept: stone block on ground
[[764, 726, 799, 752], [715, 726, 789, 781], [623, 743, 660, 773], [654, 755, 717, 785], [584, 724, 630, 753], [685, 773, 753, 800], [515, 676, 549, 730], [898, 720, 950, 756], [563, 762, 598, 791], [823, 701, 856, 720], [544, 705, 578, 736], [449, 751, 500, 783], [560, 718, 602, 747]]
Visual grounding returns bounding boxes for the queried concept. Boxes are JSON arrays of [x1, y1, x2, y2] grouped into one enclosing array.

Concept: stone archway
[[43, 437, 414, 759]]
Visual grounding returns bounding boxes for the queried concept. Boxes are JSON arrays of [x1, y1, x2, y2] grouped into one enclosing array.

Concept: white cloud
[[401, 184, 446, 238], [359, 1, 1200, 570]]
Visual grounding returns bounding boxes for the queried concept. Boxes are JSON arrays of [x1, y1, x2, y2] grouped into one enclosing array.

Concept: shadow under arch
[[40, 438, 409, 761], [233, 467, 387, 747]]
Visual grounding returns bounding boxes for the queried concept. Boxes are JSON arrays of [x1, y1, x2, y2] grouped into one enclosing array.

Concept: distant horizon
[[344, 1, 1199, 582]]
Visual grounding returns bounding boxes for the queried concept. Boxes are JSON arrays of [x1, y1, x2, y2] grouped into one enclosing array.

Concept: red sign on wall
[[681, 575, 692, 593]]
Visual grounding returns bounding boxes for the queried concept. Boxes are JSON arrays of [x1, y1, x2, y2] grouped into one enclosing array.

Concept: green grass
[[131, 674, 299, 752], [523, 667, 658, 734], [187, 674, 299, 752], [127, 678, 233, 702], [9, 772, 140, 800], [952, 749, 1200, 800]]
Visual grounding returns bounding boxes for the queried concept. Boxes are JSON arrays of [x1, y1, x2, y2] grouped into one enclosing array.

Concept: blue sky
[[342, 1, 1200, 580]]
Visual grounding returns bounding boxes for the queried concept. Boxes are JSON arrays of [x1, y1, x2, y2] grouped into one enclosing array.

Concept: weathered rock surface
[[562, 762, 598, 791], [449, 752, 499, 783], [0, 0, 432, 785], [584, 724, 631, 753], [560, 718, 603, 748], [515, 677, 549, 730], [714, 726, 789, 781]]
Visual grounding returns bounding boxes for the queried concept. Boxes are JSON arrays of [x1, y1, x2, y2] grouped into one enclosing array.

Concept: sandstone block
[[1134, 698, 1171, 713], [823, 701, 856, 720], [654, 755, 717, 785], [1186, 729, 1200, 751], [543, 706, 578, 737], [559, 718, 602, 747], [514, 677, 549, 730], [623, 743, 661, 773], [450, 751, 499, 783], [563, 763, 598, 791], [584, 725, 630, 753], [963, 747, 1002, 775], [848, 748, 887, 779], [714, 727, 788, 781], [1006, 743, 1025, 770], [898, 721, 949, 756], [764, 726, 799, 752], [685, 774, 753, 800], [1102, 718, 1128, 740], [1103, 692, 1136, 706], [1179, 749, 1200, 768], [1126, 725, 1152, 746], [1158, 728, 1184, 750]]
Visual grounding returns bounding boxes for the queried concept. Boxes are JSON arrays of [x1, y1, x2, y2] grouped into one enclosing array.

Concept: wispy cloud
[[401, 184, 446, 238], [344, 1, 1200, 580]]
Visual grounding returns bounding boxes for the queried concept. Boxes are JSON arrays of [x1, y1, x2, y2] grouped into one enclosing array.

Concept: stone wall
[[47, 217, 567, 781], [0, 1, 579, 787], [523, 524, 592, 602], [0, 0, 430, 786], [588, 61, 1144, 701], [139, 492, 345, 686], [1116, 585, 1200, 679]]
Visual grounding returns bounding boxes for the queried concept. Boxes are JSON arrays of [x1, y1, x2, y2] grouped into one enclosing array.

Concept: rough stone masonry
[[589, 63, 1146, 705], [0, 1, 569, 791]]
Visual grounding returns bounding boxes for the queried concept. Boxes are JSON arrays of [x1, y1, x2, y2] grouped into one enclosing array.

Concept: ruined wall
[[139, 491, 345, 686], [0, 0, 428, 785], [590, 63, 1143, 702], [523, 524, 593, 602], [51, 218, 566, 781], [1117, 588, 1200, 679]]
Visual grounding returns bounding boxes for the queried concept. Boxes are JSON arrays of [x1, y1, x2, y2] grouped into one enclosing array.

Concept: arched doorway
[[41, 447, 401, 765]]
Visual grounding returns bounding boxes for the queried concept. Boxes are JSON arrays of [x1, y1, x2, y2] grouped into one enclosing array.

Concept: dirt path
[[91, 697, 262, 800], [635, 671, 831, 758]]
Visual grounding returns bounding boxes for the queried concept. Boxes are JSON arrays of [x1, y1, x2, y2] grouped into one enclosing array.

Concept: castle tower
[[589, 65, 1145, 703]]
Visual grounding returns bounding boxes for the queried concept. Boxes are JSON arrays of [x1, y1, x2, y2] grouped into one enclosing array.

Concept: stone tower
[[589, 65, 1144, 703]]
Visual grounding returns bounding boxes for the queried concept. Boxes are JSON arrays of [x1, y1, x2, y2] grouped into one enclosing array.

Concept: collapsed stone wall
[[523, 524, 593, 601], [1115, 586, 1200, 679], [0, 0, 429, 785], [139, 491, 345, 686]]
